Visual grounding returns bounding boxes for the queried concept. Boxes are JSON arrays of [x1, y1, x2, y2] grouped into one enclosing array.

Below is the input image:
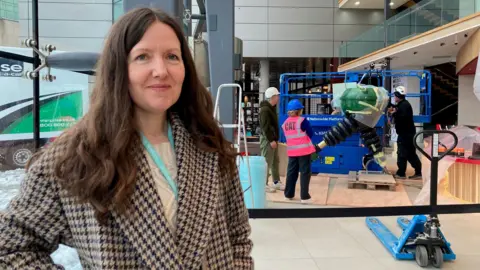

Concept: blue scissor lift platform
[[278, 70, 432, 174]]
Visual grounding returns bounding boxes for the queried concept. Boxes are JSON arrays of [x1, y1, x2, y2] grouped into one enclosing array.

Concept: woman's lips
[[148, 84, 171, 92]]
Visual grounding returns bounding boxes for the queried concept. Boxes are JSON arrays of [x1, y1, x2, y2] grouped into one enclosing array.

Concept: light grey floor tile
[[254, 258, 320, 270], [315, 257, 385, 270]]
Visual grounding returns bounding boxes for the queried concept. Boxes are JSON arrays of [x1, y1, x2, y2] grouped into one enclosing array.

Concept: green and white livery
[[0, 46, 89, 168]]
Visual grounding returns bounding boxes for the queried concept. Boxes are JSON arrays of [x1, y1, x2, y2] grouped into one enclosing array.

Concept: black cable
[[321, 114, 385, 168], [0, 50, 33, 63]]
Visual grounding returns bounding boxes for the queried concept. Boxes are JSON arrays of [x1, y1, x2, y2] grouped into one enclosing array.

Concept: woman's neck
[[135, 109, 169, 144]]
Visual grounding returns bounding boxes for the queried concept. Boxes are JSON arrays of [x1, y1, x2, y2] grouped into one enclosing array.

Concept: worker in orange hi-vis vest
[[281, 99, 321, 204]]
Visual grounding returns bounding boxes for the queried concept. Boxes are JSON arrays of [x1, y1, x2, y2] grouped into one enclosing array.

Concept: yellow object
[[325, 156, 335, 165], [317, 141, 327, 149]]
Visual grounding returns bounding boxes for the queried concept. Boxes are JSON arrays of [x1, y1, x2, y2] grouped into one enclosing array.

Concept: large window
[[0, 0, 18, 21], [113, 0, 124, 22]]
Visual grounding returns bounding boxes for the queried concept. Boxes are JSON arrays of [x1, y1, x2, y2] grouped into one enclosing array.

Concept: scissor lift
[[278, 70, 432, 174]]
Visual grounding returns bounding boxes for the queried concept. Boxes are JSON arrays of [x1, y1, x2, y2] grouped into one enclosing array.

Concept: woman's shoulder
[[26, 134, 70, 174]]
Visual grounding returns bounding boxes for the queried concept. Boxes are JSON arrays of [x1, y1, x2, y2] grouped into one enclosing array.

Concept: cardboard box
[[278, 143, 288, 177]]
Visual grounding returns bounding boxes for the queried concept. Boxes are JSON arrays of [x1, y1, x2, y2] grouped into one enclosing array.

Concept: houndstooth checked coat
[[0, 113, 254, 269]]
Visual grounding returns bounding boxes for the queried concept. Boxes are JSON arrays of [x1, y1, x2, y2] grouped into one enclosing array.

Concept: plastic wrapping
[[332, 84, 390, 128], [237, 156, 267, 209], [474, 48, 480, 101], [414, 126, 480, 205]]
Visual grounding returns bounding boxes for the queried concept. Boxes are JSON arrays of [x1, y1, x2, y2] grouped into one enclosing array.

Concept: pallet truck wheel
[[415, 245, 429, 267], [432, 246, 444, 268]]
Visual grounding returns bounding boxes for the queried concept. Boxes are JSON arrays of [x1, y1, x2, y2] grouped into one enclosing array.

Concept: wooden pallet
[[348, 181, 396, 191], [348, 171, 397, 191]]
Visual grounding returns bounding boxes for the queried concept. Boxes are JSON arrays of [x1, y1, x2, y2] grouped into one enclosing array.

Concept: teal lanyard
[[140, 124, 178, 200]]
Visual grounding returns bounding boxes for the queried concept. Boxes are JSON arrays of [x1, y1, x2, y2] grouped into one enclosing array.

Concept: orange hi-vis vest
[[281, 116, 316, 157]]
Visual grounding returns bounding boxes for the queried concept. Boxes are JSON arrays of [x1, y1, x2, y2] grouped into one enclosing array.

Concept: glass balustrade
[[339, 0, 477, 59]]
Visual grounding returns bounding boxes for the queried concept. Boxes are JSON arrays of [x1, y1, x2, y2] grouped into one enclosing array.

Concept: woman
[[281, 99, 316, 204], [0, 8, 253, 269]]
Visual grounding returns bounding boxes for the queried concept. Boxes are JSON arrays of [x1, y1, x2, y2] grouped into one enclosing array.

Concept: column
[[259, 59, 269, 102], [205, 0, 235, 142], [383, 0, 392, 47], [458, 75, 480, 126], [395, 66, 424, 143], [184, 0, 192, 36]]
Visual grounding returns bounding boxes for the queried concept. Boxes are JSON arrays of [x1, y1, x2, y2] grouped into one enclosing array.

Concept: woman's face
[[128, 21, 185, 116]]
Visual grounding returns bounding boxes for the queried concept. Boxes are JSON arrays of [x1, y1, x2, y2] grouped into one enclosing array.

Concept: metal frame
[[277, 70, 432, 174], [31, 0, 41, 150], [214, 83, 254, 207], [194, 0, 207, 39], [279, 70, 432, 124]]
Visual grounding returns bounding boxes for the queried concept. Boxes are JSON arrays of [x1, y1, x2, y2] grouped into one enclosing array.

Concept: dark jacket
[[300, 118, 320, 145], [393, 99, 416, 137], [259, 100, 279, 142]]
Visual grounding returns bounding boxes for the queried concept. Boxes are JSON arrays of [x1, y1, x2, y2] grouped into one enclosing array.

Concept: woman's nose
[[152, 58, 168, 78]]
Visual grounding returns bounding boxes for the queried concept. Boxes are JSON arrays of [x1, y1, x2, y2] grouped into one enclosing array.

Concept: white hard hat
[[265, 87, 280, 99], [394, 86, 407, 95]]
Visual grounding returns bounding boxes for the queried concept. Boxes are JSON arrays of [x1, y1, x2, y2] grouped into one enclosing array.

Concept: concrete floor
[[250, 212, 480, 270]]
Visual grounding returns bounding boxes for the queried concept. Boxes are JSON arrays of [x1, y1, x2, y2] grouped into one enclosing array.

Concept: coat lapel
[[111, 138, 182, 269], [170, 113, 220, 269]]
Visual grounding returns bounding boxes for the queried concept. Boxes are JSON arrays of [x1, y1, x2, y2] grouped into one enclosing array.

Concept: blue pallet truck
[[366, 130, 458, 268]]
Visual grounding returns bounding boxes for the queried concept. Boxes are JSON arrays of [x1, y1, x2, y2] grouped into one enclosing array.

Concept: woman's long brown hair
[[31, 8, 237, 222]]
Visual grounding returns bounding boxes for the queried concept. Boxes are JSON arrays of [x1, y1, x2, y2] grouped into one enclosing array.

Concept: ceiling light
[[390, 2, 394, 6], [355, 1, 360, 5]]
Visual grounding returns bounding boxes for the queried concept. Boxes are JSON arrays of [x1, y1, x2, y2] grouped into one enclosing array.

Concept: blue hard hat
[[287, 99, 304, 111]]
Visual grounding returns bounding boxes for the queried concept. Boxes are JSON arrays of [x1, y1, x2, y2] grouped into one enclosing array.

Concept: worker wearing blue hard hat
[[287, 99, 304, 111], [281, 99, 320, 204]]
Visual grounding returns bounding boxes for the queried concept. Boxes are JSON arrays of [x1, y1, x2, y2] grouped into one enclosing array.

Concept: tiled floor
[[249, 149, 479, 269], [250, 213, 480, 269]]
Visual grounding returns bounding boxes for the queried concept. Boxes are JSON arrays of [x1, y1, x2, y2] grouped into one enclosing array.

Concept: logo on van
[[0, 58, 24, 77]]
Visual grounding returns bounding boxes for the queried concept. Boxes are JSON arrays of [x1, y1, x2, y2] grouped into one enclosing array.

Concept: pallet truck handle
[[413, 130, 458, 162]]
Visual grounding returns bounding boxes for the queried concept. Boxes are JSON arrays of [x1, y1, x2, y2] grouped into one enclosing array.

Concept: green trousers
[[260, 135, 280, 184]]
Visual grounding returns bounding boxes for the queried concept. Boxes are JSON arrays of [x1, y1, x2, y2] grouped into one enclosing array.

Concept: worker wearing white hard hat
[[389, 85, 422, 180], [264, 87, 280, 99], [394, 85, 407, 96], [259, 87, 284, 193]]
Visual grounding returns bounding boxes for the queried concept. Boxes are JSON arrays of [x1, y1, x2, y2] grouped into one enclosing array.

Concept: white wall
[[18, 0, 112, 52], [0, 20, 19, 47], [192, 0, 384, 58], [458, 74, 480, 126]]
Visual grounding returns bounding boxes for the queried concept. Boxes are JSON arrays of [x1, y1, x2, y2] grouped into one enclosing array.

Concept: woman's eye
[[167, 54, 180, 61], [135, 54, 148, 61]]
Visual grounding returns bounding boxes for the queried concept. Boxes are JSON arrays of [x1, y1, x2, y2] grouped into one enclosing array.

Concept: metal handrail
[[431, 68, 458, 82]]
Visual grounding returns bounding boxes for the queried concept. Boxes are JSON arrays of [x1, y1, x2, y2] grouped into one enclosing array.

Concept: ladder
[[213, 83, 254, 207]]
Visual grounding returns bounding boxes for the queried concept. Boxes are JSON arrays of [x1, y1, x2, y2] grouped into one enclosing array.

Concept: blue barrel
[[237, 156, 267, 209]]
